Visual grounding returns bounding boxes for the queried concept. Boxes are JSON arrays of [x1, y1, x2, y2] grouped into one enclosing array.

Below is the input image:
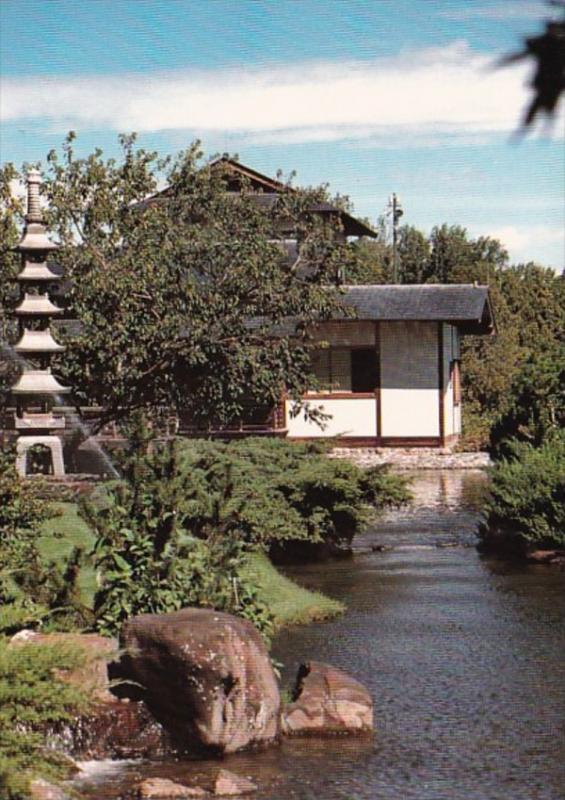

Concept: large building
[[175, 160, 495, 448]]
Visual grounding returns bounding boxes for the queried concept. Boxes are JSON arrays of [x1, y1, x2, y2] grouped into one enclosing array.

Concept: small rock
[[527, 549, 565, 564], [213, 769, 257, 796], [29, 779, 68, 800], [138, 778, 207, 798], [281, 661, 373, 736]]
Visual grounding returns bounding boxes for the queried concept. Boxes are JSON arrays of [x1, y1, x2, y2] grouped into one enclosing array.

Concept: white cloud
[[2, 42, 549, 145], [473, 224, 564, 268]]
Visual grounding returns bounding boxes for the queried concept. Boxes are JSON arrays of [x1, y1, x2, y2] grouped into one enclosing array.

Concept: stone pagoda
[[11, 169, 69, 476]]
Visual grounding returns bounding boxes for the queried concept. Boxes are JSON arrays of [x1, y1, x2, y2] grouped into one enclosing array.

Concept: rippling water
[[78, 471, 565, 800]]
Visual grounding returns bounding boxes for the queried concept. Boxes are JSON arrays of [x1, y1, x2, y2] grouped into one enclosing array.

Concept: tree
[[4, 134, 358, 431], [396, 225, 430, 284]]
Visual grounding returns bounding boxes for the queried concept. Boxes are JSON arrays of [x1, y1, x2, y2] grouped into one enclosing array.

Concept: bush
[[479, 433, 565, 554], [84, 435, 409, 636], [0, 452, 90, 634], [83, 439, 274, 639], [175, 437, 411, 555], [0, 637, 90, 799], [0, 453, 54, 633]]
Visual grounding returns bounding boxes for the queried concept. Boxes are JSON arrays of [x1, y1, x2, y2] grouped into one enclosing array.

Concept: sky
[[1, 0, 563, 269]]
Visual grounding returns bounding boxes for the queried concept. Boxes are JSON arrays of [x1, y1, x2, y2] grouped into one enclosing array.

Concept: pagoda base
[[16, 435, 65, 477]]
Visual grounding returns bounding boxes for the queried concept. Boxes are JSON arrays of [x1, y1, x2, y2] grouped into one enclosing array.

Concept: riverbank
[[38, 502, 344, 631]]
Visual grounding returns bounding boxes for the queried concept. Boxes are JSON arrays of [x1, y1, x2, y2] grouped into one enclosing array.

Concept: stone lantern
[[11, 170, 69, 476]]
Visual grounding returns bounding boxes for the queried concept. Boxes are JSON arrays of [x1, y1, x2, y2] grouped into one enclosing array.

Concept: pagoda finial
[[26, 169, 43, 223]]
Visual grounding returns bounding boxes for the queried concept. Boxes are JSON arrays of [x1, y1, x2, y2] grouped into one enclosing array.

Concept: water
[[76, 470, 565, 800]]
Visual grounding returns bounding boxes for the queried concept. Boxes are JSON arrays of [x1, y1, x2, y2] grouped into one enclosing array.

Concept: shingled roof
[[140, 157, 377, 239], [341, 284, 495, 334], [246, 284, 495, 337]]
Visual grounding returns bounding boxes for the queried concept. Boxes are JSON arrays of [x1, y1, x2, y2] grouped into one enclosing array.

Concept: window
[[310, 347, 377, 394], [351, 348, 378, 392]]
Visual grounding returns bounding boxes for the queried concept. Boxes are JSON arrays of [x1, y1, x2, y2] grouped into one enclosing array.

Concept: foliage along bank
[[479, 432, 565, 557], [86, 434, 411, 638]]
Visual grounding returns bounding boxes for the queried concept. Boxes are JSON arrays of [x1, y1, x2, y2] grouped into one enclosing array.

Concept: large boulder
[[281, 661, 373, 736], [119, 608, 280, 754]]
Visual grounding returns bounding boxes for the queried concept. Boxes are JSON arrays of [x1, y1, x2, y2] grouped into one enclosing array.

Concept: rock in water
[[137, 778, 206, 797], [120, 608, 280, 753], [281, 661, 373, 735], [28, 779, 69, 800], [213, 769, 257, 796]]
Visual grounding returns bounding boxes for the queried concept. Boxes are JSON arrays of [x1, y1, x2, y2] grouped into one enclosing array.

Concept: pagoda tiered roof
[[15, 413, 66, 431], [15, 329, 65, 353], [15, 223, 59, 252], [12, 368, 70, 395], [18, 260, 61, 282], [16, 293, 63, 316]]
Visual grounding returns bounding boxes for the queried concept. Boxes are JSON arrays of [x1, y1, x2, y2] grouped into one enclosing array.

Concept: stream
[[77, 470, 565, 800]]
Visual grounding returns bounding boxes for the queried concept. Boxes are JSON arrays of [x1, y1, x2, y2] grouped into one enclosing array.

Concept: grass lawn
[[39, 502, 344, 631], [38, 502, 97, 604], [242, 551, 344, 630]]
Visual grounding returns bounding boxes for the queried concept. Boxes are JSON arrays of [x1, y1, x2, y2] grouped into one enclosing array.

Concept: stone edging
[[329, 448, 491, 471]]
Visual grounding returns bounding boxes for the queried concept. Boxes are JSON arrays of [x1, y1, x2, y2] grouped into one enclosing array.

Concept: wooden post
[[438, 322, 445, 447]]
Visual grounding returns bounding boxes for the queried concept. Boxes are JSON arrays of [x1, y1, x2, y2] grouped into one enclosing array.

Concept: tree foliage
[[84, 431, 409, 638], [499, 1, 565, 130], [0, 134, 368, 432]]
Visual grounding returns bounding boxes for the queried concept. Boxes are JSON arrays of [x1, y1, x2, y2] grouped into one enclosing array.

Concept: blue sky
[[1, 0, 563, 268]]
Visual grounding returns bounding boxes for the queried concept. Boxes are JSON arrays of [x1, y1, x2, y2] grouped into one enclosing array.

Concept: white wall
[[286, 398, 377, 438], [380, 321, 439, 437]]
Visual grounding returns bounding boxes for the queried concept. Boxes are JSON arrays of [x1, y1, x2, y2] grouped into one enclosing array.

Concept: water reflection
[[79, 470, 565, 800]]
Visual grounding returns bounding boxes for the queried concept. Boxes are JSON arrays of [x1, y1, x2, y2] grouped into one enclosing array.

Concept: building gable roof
[[141, 157, 377, 239], [341, 284, 495, 334], [209, 157, 377, 238]]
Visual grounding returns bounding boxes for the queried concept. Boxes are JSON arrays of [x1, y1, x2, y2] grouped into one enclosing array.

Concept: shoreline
[[330, 447, 491, 471]]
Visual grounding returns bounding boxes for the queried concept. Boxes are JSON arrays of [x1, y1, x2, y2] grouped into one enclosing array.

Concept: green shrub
[[84, 435, 409, 636], [0, 637, 90, 799], [83, 439, 274, 639], [0, 453, 54, 633], [175, 437, 411, 553], [479, 433, 565, 553], [0, 453, 90, 634]]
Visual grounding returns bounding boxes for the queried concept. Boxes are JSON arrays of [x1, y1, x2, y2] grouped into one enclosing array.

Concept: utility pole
[[387, 193, 403, 283]]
